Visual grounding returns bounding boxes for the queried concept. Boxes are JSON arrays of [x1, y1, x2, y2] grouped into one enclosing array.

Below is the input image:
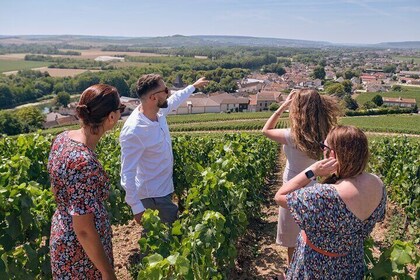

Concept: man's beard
[[158, 99, 168, 108]]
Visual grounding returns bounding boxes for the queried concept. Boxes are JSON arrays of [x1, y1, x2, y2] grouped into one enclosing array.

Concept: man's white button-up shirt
[[119, 85, 195, 215]]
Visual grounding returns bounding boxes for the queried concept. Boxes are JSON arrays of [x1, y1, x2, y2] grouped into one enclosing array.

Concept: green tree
[[343, 69, 359, 80], [0, 84, 15, 108], [34, 81, 52, 95], [363, 101, 377, 109], [325, 83, 345, 97], [312, 66, 326, 80], [391, 85, 402, 92], [383, 64, 397, 73], [261, 63, 286, 76], [371, 95, 383, 106], [0, 111, 23, 135], [269, 103, 280, 111], [341, 80, 353, 94], [56, 91, 71, 107], [343, 94, 359, 110], [16, 107, 45, 132], [101, 73, 130, 96], [74, 74, 100, 93]]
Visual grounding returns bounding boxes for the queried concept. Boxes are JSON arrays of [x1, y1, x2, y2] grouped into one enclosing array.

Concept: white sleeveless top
[[283, 129, 317, 184]]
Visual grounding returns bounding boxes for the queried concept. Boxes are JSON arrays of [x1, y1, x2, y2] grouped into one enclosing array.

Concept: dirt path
[[112, 221, 142, 280], [231, 152, 289, 279]]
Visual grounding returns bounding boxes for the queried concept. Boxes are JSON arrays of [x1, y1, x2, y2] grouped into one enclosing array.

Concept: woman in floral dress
[[48, 84, 125, 279], [275, 126, 386, 279]]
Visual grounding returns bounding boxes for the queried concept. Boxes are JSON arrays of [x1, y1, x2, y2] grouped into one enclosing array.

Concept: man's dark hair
[[136, 74, 162, 98]]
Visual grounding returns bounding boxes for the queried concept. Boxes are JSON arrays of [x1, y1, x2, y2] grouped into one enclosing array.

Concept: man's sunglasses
[[151, 87, 169, 95]]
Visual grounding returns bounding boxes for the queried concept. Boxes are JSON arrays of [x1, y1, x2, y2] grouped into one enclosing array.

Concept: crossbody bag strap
[[301, 230, 348, 258]]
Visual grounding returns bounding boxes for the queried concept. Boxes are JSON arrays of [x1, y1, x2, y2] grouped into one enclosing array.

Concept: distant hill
[[374, 41, 420, 49], [0, 34, 419, 49], [192, 35, 332, 48]]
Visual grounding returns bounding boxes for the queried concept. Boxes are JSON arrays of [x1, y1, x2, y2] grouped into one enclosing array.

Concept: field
[[339, 114, 420, 134], [36, 112, 420, 137], [392, 56, 420, 64], [0, 60, 48, 72], [355, 86, 420, 107], [73, 49, 167, 59], [0, 48, 165, 76]]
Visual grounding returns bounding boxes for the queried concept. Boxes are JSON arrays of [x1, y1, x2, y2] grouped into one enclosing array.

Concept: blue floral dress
[[286, 183, 386, 279], [48, 131, 113, 279]]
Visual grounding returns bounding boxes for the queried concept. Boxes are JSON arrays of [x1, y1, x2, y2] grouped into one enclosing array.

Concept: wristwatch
[[305, 170, 316, 180]]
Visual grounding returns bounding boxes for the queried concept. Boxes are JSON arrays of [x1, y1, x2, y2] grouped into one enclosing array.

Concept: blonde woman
[[262, 89, 341, 265], [275, 126, 386, 279]]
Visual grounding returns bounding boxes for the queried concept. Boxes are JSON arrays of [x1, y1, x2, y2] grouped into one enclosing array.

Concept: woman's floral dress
[[48, 131, 113, 279], [286, 183, 386, 279]]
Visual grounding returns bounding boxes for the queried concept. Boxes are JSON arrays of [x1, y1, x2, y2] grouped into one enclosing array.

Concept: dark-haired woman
[[48, 84, 125, 279], [275, 126, 386, 279]]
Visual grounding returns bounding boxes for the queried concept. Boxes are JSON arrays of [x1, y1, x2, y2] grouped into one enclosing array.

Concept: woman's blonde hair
[[323, 125, 369, 184], [289, 89, 341, 159]]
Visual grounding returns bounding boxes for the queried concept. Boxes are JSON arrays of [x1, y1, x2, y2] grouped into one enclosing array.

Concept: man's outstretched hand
[[193, 77, 210, 89]]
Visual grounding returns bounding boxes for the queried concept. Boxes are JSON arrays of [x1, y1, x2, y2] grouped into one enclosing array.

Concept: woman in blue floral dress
[[275, 126, 386, 279], [48, 84, 125, 279]]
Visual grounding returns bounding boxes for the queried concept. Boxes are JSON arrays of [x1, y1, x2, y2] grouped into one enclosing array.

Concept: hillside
[[1, 34, 419, 49]]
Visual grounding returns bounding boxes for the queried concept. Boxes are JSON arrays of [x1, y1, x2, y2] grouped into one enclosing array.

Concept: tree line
[[0, 44, 82, 55]]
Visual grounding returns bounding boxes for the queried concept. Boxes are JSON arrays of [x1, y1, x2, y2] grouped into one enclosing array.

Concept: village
[[44, 54, 419, 129]]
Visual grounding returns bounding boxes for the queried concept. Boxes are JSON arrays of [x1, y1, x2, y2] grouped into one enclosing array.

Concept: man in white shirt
[[119, 74, 209, 225]]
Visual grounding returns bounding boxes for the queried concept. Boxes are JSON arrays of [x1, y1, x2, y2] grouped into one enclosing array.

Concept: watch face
[[305, 170, 315, 179]]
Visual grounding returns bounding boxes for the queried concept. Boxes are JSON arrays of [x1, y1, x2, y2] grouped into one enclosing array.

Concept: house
[[209, 93, 249, 112], [172, 97, 220, 114], [94, 56, 124, 62], [325, 71, 336, 80], [336, 77, 345, 83], [43, 112, 79, 129], [120, 96, 140, 105], [255, 91, 282, 111], [366, 83, 386, 92], [351, 77, 361, 85], [238, 78, 265, 93], [248, 94, 257, 112], [313, 79, 323, 87], [383, 97, 416, 108], [360, 75, 378, 84], [399, 71, 420, 77], [119, 96, 140, 116]]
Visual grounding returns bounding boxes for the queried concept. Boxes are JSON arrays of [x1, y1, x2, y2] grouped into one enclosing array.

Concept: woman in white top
[[262, 89, 341, 265]]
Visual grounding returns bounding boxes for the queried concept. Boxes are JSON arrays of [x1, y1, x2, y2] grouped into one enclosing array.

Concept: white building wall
[[204, 106, 220, 113]]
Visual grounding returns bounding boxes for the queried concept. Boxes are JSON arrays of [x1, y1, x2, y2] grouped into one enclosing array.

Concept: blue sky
[[1, 0, 419, 44]]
